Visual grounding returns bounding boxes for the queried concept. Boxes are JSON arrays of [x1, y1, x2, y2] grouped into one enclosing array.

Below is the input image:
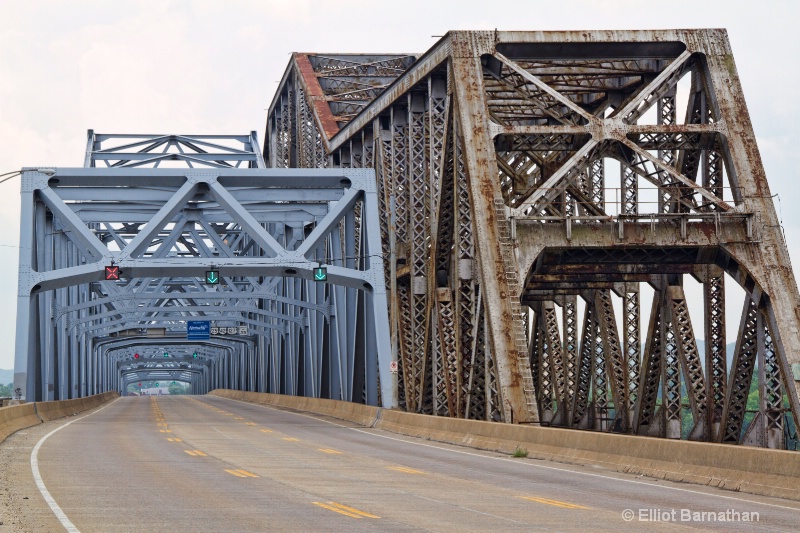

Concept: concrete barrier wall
[[211, 389, 378, 427], [35, 391, 118, 422], [0, 391, 119, 445], [210, 389, 800, 501], [0, 403, 41, 443]]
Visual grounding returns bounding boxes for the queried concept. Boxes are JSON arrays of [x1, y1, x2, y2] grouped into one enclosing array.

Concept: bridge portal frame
[[14, 159, 393, 407]]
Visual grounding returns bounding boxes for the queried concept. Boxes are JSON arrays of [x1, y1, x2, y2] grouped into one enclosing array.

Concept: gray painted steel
[[14, 133, 392, 408]]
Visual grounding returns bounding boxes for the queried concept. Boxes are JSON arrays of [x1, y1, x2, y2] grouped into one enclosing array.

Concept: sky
[[0, 0, 798, 370]]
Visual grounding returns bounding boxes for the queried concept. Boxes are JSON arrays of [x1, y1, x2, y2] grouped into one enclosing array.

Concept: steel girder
[[267, 30, 800, 449], [84, 131, 266, 169], [15, 136, 391, 407]]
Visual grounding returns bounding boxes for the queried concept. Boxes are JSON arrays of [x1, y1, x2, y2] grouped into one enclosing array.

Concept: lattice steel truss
[[14, 133, 392, 406], [266, 30, 800, 449]]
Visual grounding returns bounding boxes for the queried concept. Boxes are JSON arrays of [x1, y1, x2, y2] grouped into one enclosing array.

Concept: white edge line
[[207, 395, 800, 513], [31, 397, 119, 533]]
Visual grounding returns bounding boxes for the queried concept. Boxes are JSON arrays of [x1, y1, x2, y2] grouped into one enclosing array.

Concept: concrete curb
[[0, 391, 119, 444], [210, 389, 800, 502], [210, 389, 378, 427]]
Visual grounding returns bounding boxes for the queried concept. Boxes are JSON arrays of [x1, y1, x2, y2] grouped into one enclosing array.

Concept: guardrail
[[210, 389, 800, 502], [0, 391, 119, 443]]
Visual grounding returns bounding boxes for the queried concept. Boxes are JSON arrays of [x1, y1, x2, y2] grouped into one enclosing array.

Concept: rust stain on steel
[[293, 53, 341, 141]]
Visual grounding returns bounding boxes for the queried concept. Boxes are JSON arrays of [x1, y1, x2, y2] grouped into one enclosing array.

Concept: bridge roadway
[[0, 396, 797, 532]]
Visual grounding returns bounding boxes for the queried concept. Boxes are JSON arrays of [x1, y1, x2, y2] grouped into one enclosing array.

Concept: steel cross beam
[[267, 29, 800, 449]]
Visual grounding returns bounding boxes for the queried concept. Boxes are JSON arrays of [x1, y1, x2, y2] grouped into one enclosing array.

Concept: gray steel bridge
[[15, 29, 800, 451], [14, 132, 392, 406]]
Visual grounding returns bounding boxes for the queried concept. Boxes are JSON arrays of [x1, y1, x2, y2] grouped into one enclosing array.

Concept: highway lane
[[4, 395, 799, 532]]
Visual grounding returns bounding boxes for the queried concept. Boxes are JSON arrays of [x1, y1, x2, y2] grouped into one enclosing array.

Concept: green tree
[[168, 382, 186, 395], [0, 382, 12, 397]]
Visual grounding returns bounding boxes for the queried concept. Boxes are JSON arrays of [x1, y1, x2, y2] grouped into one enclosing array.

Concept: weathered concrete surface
[[34, 392, 118, 422], [212, 389, 800, 502], [0, 403, 40, 444]]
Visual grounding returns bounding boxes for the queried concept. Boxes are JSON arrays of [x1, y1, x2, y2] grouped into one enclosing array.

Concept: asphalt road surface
[[0, 395, 798, 532]]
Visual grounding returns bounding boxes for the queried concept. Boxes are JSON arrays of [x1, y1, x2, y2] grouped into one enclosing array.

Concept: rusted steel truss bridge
[[266, 30, 800, 449]]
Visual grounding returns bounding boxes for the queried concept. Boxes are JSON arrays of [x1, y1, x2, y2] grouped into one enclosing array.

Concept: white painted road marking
[[31, 398, 119, 532]]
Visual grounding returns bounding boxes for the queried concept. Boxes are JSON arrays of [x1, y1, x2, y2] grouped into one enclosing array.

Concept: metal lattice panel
[[668, 285, 708, 439], [562, 296, 579, 426], [721, 297, 760, 443]]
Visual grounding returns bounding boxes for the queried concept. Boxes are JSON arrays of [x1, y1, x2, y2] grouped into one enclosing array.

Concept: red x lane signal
[[104, 265, 120, 280]]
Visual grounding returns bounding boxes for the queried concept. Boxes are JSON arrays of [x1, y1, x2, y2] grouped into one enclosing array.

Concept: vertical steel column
[[562, 296, 578, 426], [668, 285, 708, 440], [407, 92, 431, 412], [572, 295, 594, 429], [450, 32, 536, 422], [703, 266, 727, 439], [761, 323, 785, 448], [662, 290, 682, 439]]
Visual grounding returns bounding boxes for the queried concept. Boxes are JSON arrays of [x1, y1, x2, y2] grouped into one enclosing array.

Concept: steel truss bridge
[[265, 30, 800, 449], [15, 132, 392, 405], [14, 29, 800, 451]]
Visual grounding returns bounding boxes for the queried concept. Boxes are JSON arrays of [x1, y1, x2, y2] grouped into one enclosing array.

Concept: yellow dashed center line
[[245, 422, 257, 426], [312, 502, 380, 519], [282, 437, 299, 442], [520, 496, 589, 509], [260, 429, 272, 433], [159, 430, 172, 433], [225, 469, 259, 478], [184, 450, 207, 457], [318, 448, 343, 454], [387, 466, 425, 475]]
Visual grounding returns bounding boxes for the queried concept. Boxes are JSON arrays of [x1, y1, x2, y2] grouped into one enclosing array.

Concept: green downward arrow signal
[[313, 267, 327, 281], [206, 270, 219, 284]]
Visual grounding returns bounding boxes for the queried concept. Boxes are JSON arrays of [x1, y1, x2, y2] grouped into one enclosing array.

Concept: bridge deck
[[0, 396, 797, 531]]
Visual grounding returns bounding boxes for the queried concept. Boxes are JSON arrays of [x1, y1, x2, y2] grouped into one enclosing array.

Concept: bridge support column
[[450, 34, 537, 423]]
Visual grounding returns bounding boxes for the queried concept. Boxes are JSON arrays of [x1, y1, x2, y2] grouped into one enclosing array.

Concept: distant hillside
[[0, 369, 12, 385]]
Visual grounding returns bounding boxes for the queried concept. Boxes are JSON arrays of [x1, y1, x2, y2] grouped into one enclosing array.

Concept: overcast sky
[[0, 1, 798, 370]]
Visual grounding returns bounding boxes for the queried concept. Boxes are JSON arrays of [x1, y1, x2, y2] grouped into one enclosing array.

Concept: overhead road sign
[[187, 320, 211, 340], [104, 265, 120, 280], [210, 325, 248, 336]]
